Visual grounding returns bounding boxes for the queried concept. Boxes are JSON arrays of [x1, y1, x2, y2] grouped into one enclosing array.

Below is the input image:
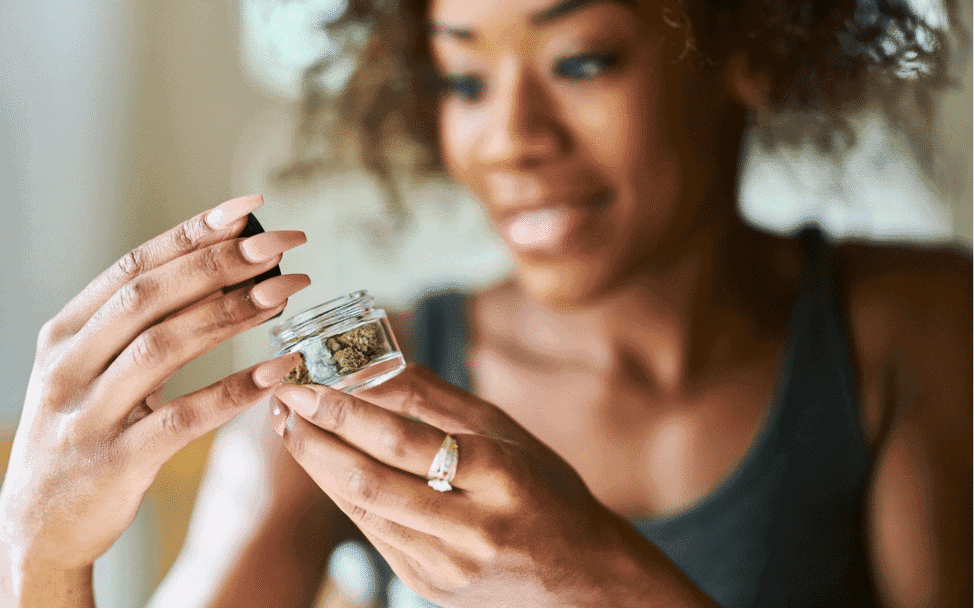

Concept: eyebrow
[[428, 0, 630, 41]]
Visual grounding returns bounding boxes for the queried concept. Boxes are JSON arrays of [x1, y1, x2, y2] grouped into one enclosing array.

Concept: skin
[[0, 195, 315, 606], [268, 0, 969, 605], [0, 0, 969, 607]]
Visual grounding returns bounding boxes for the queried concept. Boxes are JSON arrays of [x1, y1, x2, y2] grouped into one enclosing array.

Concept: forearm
[[580, 517, 718, 608], [0, 554, 96, 608], [203, 502, 350, 608]]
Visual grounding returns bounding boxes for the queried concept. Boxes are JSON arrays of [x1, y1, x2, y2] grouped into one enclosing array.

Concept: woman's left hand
[[270, 366, 712, 608]]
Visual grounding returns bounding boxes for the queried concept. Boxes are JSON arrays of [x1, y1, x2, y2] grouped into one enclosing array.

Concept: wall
[[0, 1, 970, 606]]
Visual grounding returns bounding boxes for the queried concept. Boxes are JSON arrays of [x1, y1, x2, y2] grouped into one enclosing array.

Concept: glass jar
[[270, 291, 405, 392]]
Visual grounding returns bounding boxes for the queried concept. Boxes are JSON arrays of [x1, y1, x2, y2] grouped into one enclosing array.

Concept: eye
[[554, 51, 621, 81], [441, 74, 486, 102]]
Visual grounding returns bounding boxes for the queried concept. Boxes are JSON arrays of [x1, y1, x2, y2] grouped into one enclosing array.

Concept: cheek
[[437, 103, 480, 184], [567, 74, 676, 198]]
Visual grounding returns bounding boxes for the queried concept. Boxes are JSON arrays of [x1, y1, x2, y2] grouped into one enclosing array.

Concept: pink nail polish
[[270, 397, 289, 435], [274, 383, 319, 418], [250, 274, 311, 309], [253, 353, 301, 388], [239, 231, 307, 263], [206, 194, 264, 230]]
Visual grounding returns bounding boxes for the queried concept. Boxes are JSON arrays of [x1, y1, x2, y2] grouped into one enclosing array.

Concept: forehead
[[427, 0, 639, 34]]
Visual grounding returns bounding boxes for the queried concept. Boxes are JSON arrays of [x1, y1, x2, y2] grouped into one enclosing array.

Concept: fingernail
[[206, 194, 264, 230], [239, 231, 307, 263], [250, 274, 311, 308], [253, 352, 301, 388], [270, 397, 289, 435], [274, 383, 319, 418]]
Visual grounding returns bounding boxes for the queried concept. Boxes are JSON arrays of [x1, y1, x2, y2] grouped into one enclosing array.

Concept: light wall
[[0, 1, 970, 607], [0, 1, 270, 606]]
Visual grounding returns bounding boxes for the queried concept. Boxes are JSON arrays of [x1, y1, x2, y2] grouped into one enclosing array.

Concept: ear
[[725, 51, 772, 113]]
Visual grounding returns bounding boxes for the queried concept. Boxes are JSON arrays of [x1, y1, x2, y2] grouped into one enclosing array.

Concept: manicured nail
[[252, 352, 301, 388], [239, 231, 307, 263], [250, 274, 311, 308], [274, 383, 319, 418], [270, 397, 290, 435], [206, 194, 264, 230]]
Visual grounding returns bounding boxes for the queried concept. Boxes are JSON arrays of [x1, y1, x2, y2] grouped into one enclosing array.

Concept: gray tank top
[[327, 225, 875, 607]]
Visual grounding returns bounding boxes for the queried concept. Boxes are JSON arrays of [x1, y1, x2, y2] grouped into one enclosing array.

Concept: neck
[[616, 217, 791, 385], [522, 205, 800, 399]]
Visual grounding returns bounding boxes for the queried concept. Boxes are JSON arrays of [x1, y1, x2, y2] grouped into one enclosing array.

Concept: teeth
[[517, 208, 565, 226], [506, 207, 572, 249]]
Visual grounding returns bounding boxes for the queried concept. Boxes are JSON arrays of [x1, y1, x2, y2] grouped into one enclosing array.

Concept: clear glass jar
[[270, 291, 405, 392]]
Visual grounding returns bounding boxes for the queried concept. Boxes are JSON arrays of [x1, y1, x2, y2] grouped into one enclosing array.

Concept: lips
[[497, 190, 613, 256]]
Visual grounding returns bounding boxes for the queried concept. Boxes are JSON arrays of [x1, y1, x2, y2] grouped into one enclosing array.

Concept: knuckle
[[468, 440, 517, 491], [348, 504, 370, 525], [207, 293, 251, 331], [102, 436, 130, 468], [36, 318, 62, 349], [397, 561, 437, 600], [344, 468, 380, 505], [116, 278, 154, 316], [319, 393, 353, 431], [485, 460, 525, 509], [397, 378, 430, 421], [283, 425, 306, 459], [215, 376, 253, 412], [196, 245, 226, 278], [36, 354, 72, 396], [131, 328, 170, 369], [160, 404, 198, 438], [172, 217, 207, 253], [471, 518, 506, 562], [380, 427, 411, 462], [116, 249, 145, 281], [443, 558, 477, 591]]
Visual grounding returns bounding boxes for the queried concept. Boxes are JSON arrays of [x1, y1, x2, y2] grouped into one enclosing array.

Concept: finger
[[352, 525, 446, 604], [90, 273, 310, 424], [52, 194, 265, 337], [271, 403, 467, 539], [274, 383, 462, 480], [276, 383, 506, 492], [67, 230, 306, 376], [122, 352, 301, 469], [327, 492, 442, 565], [355, 365, 531, 445]]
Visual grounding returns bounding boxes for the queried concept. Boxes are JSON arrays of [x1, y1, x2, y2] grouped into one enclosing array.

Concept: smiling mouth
[[500, 189, 614, 254]]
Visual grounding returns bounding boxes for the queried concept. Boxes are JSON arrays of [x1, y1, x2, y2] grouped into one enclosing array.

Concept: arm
[[269, 366, 718, 608], [145, 399, 356, 608], [861, 251, 972, 607], [0, 561, 96, 608], [150, 309, 415, 608], [0, 196, 308, 607]]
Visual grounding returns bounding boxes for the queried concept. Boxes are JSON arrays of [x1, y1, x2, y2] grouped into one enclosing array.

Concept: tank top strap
[[787, 223, 863, 453], [411, 289, 472, 391]]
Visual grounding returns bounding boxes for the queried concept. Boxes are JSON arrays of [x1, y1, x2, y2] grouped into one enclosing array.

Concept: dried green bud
[[338, 324, 380, 355], [333, 347, 368, 373], [283, 353, 313, 385]]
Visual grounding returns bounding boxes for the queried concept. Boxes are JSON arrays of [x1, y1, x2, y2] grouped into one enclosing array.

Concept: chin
[[513, 256, 620, 309]]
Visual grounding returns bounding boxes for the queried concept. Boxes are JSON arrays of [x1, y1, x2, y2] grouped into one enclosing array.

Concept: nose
[[477, 63, 567, 170]]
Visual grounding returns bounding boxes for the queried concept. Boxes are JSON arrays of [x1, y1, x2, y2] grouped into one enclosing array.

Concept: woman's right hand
[[0, 194, 310, 594]]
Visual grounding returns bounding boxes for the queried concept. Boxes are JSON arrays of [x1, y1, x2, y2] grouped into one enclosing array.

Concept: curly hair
[[277, 0, 963, 217]]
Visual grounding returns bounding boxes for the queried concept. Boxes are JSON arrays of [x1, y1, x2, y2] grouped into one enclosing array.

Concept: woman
[[0, 0, 969, 606]]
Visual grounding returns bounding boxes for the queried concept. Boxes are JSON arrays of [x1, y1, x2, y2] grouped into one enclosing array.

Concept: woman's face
[[430, 0, 734, 306]]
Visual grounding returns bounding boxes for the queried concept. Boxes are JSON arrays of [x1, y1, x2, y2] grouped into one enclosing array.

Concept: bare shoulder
[[834, 238, 972, 445], [835, 238, 971, 357]]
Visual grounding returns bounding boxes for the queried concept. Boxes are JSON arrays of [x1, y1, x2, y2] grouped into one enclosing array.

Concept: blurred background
[[0, 0, 969, 606]]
